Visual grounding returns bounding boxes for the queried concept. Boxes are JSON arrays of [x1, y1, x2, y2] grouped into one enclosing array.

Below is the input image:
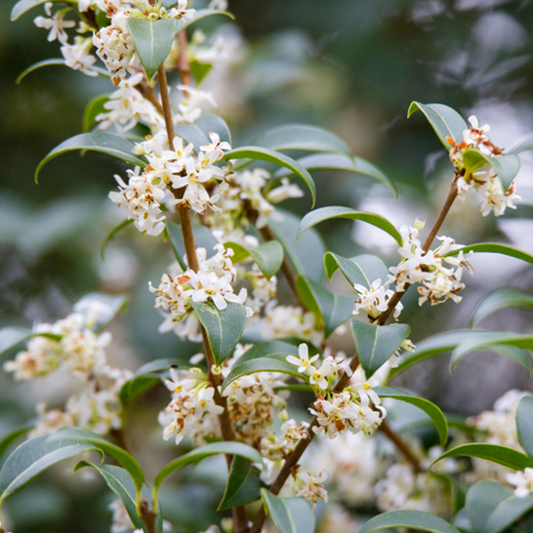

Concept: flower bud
[[414, 217, 426, 231]]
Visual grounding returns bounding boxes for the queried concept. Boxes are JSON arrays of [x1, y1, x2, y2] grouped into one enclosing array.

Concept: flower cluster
[[353, 278, 403, 320]]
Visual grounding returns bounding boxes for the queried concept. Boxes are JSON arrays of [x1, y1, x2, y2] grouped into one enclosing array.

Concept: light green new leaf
[[360, 510, 460, 533], [274, 153, 397, 198], [297, 206, 402, 245], [254, 124, 351, 155], [408, 102, 468, 150], [0, 435, 102, 508], [191, 301, 247, 366], [296, 275, 354, 338], [224, 241, 283, 280], [11, 0, 76, 21], [470, 287, 533, 327], [35, 132, 147, 183], [126, 18, 178, 80], [221, 147, 316, 207], [444, 243, 533, 266], [517, 396, 533, 460], [462, 149, 520, 191], [431, 443, 533, 471], [374, 386, 448, 446], [190, 60, 213, 84], [324, 252, 389, 289], [82, 94, 110, 133], [101, 219, 134, 259], [261, 490, 316, 533], [351, 319, 411, 379], [154, 442, 263, 505], [0, 328, 62, 358], [0, 425, 34, 463], [218, 456, 263, 510], [16, 59, 109, 84]]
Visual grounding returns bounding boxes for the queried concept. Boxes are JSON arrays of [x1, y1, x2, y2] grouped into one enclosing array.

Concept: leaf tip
[[407, 101, 421, 118]]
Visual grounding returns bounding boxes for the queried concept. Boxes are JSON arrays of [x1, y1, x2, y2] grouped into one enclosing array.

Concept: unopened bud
[[414, 218, 426, 231], [401, 339, 416, 352], [211, 364, 222, 375], [221, 518, 233, 533], [278, 409, 288, 422]]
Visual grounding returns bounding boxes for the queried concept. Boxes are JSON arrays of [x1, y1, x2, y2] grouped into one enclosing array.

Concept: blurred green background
[[1, 0, 533, 531]]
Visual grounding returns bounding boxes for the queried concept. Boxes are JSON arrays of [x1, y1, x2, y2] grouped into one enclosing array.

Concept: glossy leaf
[[517, 396, 533, 460], [269, 210, 326, 283], [174, 114, 232, 151], [324, 252, 389, 289], [101, 219, 134, 259], [408, 102, 468, 150], [254, 124, 351, 155], [296, 275, 354, 338], [0, 425, 34, 462], [431, 443, 533, 471], [82, 94, 109, 133], [297, 206, 402, 245], [351, 319, 411, 378], [127, 18, 178, 80], [362, 510, 459, 533], [274, 153, 397, 197], [221, 147, 316, 207], [35, 132, 147, 183], [463, 149, 520, 190], [16, 59, 109, 84], [261, 490, 316, 533], [0, 435, 102, 507], [0, 328, 61, 358], [374, 386, 448, 446], [466, 481, 514, 533], [11, 0, 76, 20], [469, 287, 533, 327], [218, 456, 263, 510], [224, 241, 283, 280], [228, 341, 300, 364], [191, 301, 247, 366], [444, 243, 533, 266]]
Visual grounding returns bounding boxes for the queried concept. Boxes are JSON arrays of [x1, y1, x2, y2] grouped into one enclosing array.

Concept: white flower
[[308, 359, 334, 391], [175, 85, 217, 123], [61, 38, 98, 77], [34, 7, 75, 44], [267, 178, 304, 203], [294, 470, 329, 504], [353, 279, 392, 319], [286, 343, 319, 374], [507, 468, 533, 497]]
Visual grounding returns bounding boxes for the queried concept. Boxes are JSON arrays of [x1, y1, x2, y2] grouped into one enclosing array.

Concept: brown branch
[[111, 428, 136, 458], [140, 499, 157, 533], [178, 32, 192, 86], [380, 419, 422, 471], [138, 81, 164, 115]]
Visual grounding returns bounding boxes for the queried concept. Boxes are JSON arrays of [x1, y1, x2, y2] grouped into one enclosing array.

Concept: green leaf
[[35, 132, 147, 183], [359, 510, 460, 533], [0, 328, 61, 358], [175, 114, 232, 152], [296, 275, 354, 338], [82, 94, 110, 133], [269, 210, 326, 283], [16, 59, 109, 84], [324, 252, 389, 289], [46, 429, 144, 491], [175, 8, 234, 33], [351, 319, 411, 378], [517, 396, 533, 460], [218, 456, 263, 510], [11, 0, 76, 21], [297, 206, 402, 245], [462, 149, 520, 191], [190, 60, 213, 84], [374, 386, 448, 446], [408, 102, 468, 150], [154, 442, 263, 502], [431, 443, 533, 471], [254, 124, 351, 155], [444, 243, 533, 266], [191, 301, 247, 366], [221, 147, 316, 208], [0, 435, 103, 507], [126, 18, 178, 80], [224, 241, 284, 280], [470, 288, 533, 327], [165, 219, 218, 270], [75, 293, 128, 331], [509, 132, 533, 154], [261, 490, 316, 533], [466, 481, 514, 533], [229, 341, 301, 364], [0, 425, 34, 462], [101, 219, 134, 260]]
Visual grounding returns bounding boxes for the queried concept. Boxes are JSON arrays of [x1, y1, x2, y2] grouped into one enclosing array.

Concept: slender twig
[[380, 420, 422, 471], [111, 428, 136, 457], [137, 81, 164, 115], [178, 32, 192, 86], [140, 499, 157, 533]]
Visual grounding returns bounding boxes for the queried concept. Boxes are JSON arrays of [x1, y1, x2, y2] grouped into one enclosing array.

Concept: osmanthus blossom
[[353, 278, 403, 320], [34, 3, 75, 44], [506, 468, 533, 497], [174, 84, 217, 123], [61, 37, 99, 76], [293, 469, 329, 505]]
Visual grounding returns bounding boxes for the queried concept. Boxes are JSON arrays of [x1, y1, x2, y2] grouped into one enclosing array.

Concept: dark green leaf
[[360, 510, 460, 533], [218, 456, 263, 510], [225, 241, 283, 280], [298, 206, 402, 245], [0, 425, 34, 462], [351, 319, 411, 378], [0, 328, 61, 358], [274, 153, 397, 198], [35, 132, 147, 183], [221, 147, 316, 207], [462, 149, 520, 191], [16, 59, 109, 84], [11, 0, 76, 21], [296, 275, 354, 338], [191, 301, 247, 366], [261, 490, 316, 533], [82, 94, 110, 133], [324, 252, 389, 289], [101, 219, 134, 260], [408, 102, 468, 150], [465, 481, 514, 533], [444, 243, 533, 266], [517, 396, 533, 460], [469, 288, 533, 327]]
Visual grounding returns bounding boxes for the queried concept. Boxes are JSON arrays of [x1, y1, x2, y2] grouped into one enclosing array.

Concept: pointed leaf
[[444, 243, 533, 265], [465, 481, 513, 533], [509, 132, 533, 154], [360, 510, 460, 533], [35, 132, 147, 183], [408, 102, 468, 150], [261, 490, 316, 533], [194, 114, 232, 146], [274, 153, 397, 197], [298, 206, 402, 245], [374, 386, 448, 446], [175, 9, 234, 34], [296, 275, 354, 338], [101, 219, 134, 259], [11, 0, 76, 21], [0, 328, 61, 358], [463, 149, 520, 191], [324, 252, 389, 289], [16, 58, 109, 84], [483, 489, 533, 533], [431, 443, 533, 471], [218, 456, 263, 510], [225, 241, 284, 280], [351, 319, 411, 378], [221, 147, 316, 207], [0, 425, 34, 462], [517, 396, 533, 460], [83, 94, 110, 133], [191, 301, 247, 366], [470, 288, 533, 328]]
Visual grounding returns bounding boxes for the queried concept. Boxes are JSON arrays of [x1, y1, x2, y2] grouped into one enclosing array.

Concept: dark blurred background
[[1, 0, 533, 531]]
